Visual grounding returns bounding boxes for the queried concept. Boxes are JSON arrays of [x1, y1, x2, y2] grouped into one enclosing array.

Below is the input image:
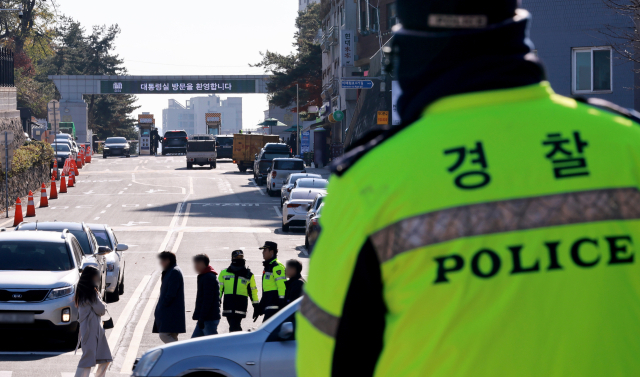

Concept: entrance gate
[[48, 75, 269, 143]]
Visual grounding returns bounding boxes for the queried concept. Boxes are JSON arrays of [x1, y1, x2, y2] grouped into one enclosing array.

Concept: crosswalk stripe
[[0, 371, 12, 377]]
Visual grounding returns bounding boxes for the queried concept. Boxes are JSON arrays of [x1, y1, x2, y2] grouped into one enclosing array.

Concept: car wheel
[[266, 187, 271, 195], [106, 284, 119, 302], [118, 272, 125, 295], [282, 219, 290, 232], [162, 150, 166, 156], [63, 328, 79, 348], [213, 161, 217, 169], [126, 154, 130, 158], [103, 155, 107, 159]]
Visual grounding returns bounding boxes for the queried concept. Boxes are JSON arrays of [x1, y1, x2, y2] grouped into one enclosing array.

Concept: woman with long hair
[[74, 266, 112, 377]]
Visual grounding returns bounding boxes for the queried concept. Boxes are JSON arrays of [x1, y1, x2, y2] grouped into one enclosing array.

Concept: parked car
[[280, 173, 322, 206], [0, 231, 109, 345], [54, 138, 78, 157], [162, 130, 188, 155], [305, 193, 326, 230], [15, 222, 109, 300], [215, 135, 234, 159], [88, 224, 128, 302], [103, 137, 131, 158], [253, 143, 292, 185], [52, 142, 75, 167], [266, 158, 305, 196], [305, 202, 324, 252], [132, 298, 301, 377], [281, 179, 328, 231]]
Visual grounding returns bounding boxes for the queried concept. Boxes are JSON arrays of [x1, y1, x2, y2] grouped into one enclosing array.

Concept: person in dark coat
[[191, 253, 221, 338], [152, 251, 186, 343], [284, 259, 305, 305]]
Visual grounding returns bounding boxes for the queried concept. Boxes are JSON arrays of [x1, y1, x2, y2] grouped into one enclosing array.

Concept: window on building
[[387, 2, 397, 30], [572, 47, 612, 94]]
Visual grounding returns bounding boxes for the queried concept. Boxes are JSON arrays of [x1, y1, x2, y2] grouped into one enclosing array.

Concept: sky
[[55, 0, 300, 130]]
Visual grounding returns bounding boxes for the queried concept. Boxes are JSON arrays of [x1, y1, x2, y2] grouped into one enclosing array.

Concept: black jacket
[[152, 264, 186, 333], [193, 270, 221, 321], [284, 275, 304, 305]]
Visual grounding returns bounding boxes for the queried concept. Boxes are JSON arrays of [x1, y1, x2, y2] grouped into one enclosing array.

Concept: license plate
[[0, 312, 35, 324], [223, 146, 232, 148]]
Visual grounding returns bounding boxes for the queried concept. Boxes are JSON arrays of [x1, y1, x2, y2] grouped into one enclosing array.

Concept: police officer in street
[[151, 128, 160, 156], [298, 0, 640, 376], [219, 250, 258, 332], [258, 241, 286, 321]]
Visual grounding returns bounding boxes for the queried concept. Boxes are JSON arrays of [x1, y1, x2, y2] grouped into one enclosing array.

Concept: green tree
[[251, 3, 322, 113]]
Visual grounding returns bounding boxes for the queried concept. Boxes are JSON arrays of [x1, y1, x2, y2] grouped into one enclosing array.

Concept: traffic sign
[[341, 79, 374, 89], [377, 111, 389, 125], [333, 111, 345, 122]]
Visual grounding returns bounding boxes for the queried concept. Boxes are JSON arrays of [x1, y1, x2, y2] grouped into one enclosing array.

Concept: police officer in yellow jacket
[[219, 250, 258, 332], [297, 0, 640, 376], [258, 241, 286, 321]]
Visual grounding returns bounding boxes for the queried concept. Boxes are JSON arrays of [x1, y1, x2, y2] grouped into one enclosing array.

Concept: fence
[[0, 48, 14, 87]]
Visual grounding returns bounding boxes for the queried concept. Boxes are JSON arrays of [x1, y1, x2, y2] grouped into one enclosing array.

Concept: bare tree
[[601, 0, 640, 66]]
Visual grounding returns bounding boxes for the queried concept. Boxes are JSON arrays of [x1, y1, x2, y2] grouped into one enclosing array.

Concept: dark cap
[[231, 250, 244, 259], [259, 241, 278, 251], [397, 0, 519, 31]]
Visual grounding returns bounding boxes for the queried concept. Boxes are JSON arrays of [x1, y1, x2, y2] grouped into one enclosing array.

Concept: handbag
[[103, 309, 114, 329]]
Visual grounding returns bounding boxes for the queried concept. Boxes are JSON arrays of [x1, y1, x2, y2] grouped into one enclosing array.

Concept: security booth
[[138, 114, 155, 155], [206, 113, 221, 135]]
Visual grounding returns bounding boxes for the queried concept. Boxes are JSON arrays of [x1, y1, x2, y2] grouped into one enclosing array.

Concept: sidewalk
[[305, 167, 331, 179]]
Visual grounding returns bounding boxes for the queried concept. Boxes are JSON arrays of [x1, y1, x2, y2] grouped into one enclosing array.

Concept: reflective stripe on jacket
[[219, 269, 258, 318]]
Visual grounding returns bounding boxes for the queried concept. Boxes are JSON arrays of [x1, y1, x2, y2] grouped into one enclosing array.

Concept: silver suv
[[0, 231, 106, 344]]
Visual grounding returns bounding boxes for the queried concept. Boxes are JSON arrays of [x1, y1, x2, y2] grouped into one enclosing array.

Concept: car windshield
[[297, 179, 328, 189], [53, 144, 70, 152], [274, 160, 304, 170], [0, 241, 73, 271], [106, 137, 127, 144], [64, 230, 92, 255], [289, 174, 320, 184], [92, 230, 111, 248], [217, 137, 233, 146], [264, 153, 290, 160]]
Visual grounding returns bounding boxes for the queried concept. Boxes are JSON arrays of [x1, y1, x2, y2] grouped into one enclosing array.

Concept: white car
[[266, 158, 306, 197], [281, 178, 328, 231], [88, 224, 128, 302], [0, 231, 110, 345], [280, 173, 322, 206], [132, 298, 301, 377]]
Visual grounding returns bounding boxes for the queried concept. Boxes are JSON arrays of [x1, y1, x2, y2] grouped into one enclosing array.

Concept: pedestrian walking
[[297, 0, 640, 376], [219, 250, 259, 332], [74, 266, 112, 377], [258, 241, 286, 321], [284, 259, 304, 305], [191, 253, 221, 338], [152, 251, 186, 343]]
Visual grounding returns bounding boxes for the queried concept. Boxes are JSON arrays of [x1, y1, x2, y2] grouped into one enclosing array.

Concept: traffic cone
[[76, 154, 83, 169], [40, 183, 48, 208], [12, 197, 23, 226], [86, 146, 92, 163], [52, 159, 58, 180], [26, 191, 36, 217], [72, 159, 79, 176], [50, 175, 58, 199], [59, 172, 67, 193], [68, 169, 75, 187]]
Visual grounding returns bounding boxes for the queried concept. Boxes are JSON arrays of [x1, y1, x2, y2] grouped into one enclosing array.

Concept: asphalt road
[[0, 154, 310, 377]]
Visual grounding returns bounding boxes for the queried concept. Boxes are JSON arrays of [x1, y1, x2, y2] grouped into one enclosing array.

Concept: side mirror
[[116, 244, 128, 251], [278, 322, 294, 340], [97, 246, 112, 255]]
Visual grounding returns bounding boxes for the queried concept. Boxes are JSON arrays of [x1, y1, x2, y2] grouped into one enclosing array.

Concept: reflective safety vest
[[297, 82, 640, 377], [261, 258, 286, 312], [219, 269, 258, 318]]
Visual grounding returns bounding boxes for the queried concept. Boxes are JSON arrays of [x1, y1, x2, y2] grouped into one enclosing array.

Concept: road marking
[[132, 173, 186, 194], [100, 210, 106, 214], [172, 232, 184, 253], [128, 183, 132, 186], [250, 179, 265, 195], [83, 190, 94, 195], [108, 275, 151, 351], [144, 189, 166, 194], [106, 204, 112, 208], [112, 226, 272, 233], [122, 204, 139, 207], [94, 217, 99, 220], [0, 372, 10, 377], [195, 203, 260, 207], [120, 221, 151, 227], [189, 176, 194, 195], [273, 206, 282, 218], [134, 165, 139, 171], [75, 205, 94, 209], [124, 187, 128, 190], [49, 206, 69, 210], [181, 203, 191, 227], [117, 191, 123, 195]]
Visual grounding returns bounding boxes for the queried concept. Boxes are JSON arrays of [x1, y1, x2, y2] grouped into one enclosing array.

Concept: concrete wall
[[524, 0, 636, 108]]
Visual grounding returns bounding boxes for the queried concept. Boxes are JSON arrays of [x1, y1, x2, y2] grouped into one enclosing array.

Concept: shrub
[[2, 141, 54, 177]]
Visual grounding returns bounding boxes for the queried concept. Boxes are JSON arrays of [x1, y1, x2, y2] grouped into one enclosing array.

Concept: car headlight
[[46, 285, 74, 300], [133, 349, 163, 376], [107, 263, 115, 272]]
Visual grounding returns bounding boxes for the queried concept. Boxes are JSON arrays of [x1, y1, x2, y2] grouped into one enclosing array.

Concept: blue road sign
[[341, 79, 374, 89]]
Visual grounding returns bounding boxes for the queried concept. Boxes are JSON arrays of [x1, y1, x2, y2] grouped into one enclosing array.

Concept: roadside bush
[[3, 141, 54, 177]]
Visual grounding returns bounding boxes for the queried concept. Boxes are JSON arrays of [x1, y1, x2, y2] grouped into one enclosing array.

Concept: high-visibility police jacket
[[219, 268, 258, 318], [297, 82, 640, 377], [261, 258, 286, 312]]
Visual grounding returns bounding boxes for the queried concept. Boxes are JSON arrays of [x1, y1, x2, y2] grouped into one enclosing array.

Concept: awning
[[283, 125, 301, 132], [257, 118, 288, 127]]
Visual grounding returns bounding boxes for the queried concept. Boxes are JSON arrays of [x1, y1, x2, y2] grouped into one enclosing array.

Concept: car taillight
[[186, 136, 188, 140], [164, 137, 167, 141], [272, 171, 277, 178]]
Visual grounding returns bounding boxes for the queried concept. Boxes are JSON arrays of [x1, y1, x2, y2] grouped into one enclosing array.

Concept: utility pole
[[296, 83, 300, 156]]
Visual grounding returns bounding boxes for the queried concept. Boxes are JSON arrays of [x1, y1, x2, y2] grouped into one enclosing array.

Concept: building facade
[[161, 95, 243, 136], [524, 0, 638, 110]]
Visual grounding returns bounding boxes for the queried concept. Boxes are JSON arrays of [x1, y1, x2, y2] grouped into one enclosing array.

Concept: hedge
[[3, 141, 54, 177]]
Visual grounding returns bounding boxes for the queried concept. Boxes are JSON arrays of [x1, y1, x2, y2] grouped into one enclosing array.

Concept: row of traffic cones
[[12, 151, 90, 226]]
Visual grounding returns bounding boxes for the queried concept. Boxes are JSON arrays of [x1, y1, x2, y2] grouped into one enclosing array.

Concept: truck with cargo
[[186, 138, 217, 169], [232, 134, 280, 172]]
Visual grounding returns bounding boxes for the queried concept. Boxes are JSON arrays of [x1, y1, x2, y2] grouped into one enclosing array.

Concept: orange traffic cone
[[50, 175, 58, 199], [26, 191, 36, 217], [52, 159, 58, 179], [40, 183, 48, 207], [72, 159, 79, 176], [76, 154, 83, 169], [68, 169, 75, 187], [59, 172, 67, 193], [86, 146, 92, 163], [12, 197, 23, 226]]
